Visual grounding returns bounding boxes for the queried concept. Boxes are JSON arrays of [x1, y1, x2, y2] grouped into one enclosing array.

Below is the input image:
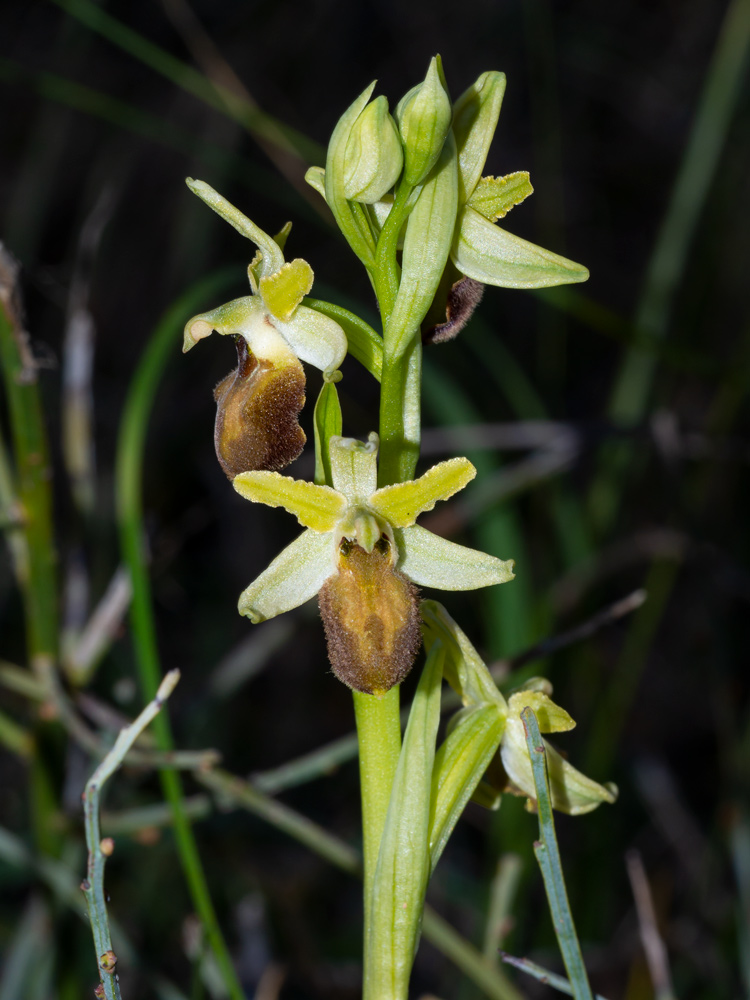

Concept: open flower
[[183, 179, 347, 477], [422, 600, 617, 815], [423, 71, 589, 341], [232, 433, 514, 695]]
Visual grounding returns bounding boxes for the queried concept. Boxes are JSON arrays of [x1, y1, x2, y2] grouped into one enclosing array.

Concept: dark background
[[1, 1, 749, 998]]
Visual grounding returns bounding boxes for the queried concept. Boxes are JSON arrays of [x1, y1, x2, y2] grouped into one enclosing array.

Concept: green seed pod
[[395, 56, 452, 187], [343, 96, 403, 204]]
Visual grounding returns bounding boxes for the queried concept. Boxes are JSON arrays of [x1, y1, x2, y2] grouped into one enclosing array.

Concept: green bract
[[343, 96, 403, 204], [232, 433, 514, 624]]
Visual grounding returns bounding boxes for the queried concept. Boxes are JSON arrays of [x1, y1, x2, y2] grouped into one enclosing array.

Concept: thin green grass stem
[[521, 707, 594, 1000], [83, 671, 180, 1000], [115, 269, 245, 1000], [0, 253, 57, 669]]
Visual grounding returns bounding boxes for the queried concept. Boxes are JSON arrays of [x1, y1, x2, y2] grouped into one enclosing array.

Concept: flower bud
[[395, 56, 452, 187], [343, 96, 403, 204]]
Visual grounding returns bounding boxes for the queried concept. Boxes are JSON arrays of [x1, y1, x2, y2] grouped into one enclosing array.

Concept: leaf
[[428, 703, 505, 873], [314, 381, 343, 487], [366, 642, 444, 1000]]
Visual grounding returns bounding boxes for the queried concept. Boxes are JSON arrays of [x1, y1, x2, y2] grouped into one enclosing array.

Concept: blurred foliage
[[1, 1, 750, 998]]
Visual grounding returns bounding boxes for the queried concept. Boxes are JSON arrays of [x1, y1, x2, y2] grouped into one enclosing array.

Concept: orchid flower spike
[[232, 434, 514, 695], [183, 179, 347, 478]]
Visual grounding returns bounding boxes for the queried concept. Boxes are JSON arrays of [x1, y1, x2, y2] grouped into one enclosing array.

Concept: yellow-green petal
[[508, 691, 575, 734], [259, 259, 314, 321], [304, 166, 326, 199], [467, 172, 534, 222], [238, 528, 337, 623], [370, 457, 476, 527], [453, 206, 589, 289], [232, 471, 346, 531]]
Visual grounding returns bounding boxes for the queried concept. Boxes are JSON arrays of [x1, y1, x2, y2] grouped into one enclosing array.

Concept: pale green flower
[[499, 688, 618, 815], [232, 434, 514, 694], [183, 179, 348, 477], [422, 601, 617, 815]]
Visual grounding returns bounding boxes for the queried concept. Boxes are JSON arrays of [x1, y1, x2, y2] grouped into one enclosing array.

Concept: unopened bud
[[343, 96, 403, 204], [395, 56, 452, 186]]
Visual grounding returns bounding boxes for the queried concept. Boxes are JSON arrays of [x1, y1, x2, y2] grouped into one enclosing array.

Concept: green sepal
[[451, 71, 506, 203], [468, 172, 534, 222], [428, 702, 505, 873], [314, 381, 343, 487], [186, 178, 284, 278], [502, 699, 617, 815], [328, 432, 379, 503], [367, 642, 444, 1000], [343, 96, 403, 204], [385, 131, 459, 357], [325, 83, 378, 269], [453, 206, 590, 289], [397, 524, 514, 592], [304, 165, 326, 200]]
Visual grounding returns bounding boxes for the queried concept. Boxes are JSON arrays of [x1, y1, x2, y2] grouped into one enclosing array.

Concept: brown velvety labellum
[[318, 539, 422, 695], [423, 276, 484, 344], [213, 336, 306, 478]]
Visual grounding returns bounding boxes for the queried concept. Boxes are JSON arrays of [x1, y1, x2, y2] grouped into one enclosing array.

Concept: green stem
[[378, 342, 421, 487], [352, 688, 402, 945], [0, 252, 57, 669], [373, 181, 415, 323], [115, 269, 245, 1000]]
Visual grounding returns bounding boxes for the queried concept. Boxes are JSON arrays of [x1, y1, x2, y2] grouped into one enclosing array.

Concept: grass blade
[[521, 705, 594, 1000], [115, 268, 245, 1000]]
